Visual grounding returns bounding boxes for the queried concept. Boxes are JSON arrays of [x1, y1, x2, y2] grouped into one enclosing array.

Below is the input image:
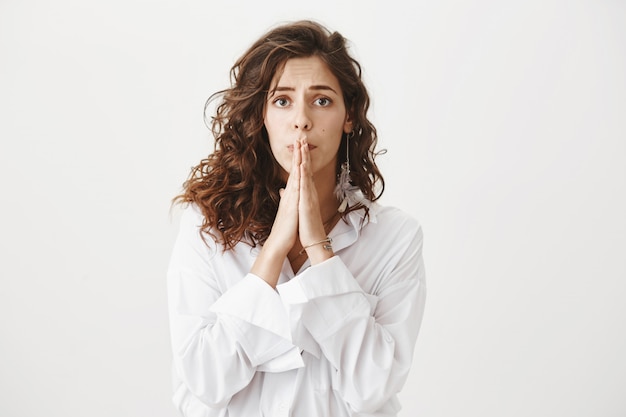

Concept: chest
[[214, 239, 389, 296]]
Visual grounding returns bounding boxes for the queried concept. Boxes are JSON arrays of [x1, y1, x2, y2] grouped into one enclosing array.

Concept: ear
[[343, 112, 354, 134]]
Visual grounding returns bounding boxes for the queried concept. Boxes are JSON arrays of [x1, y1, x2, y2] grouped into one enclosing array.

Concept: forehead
[[270, 56, 342, 90]]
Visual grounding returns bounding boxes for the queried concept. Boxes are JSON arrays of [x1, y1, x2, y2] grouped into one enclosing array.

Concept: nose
[[293, 105, 311, 131]]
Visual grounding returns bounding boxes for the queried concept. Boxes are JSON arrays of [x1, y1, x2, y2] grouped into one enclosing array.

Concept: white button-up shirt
[[167, 200, 426, 416]]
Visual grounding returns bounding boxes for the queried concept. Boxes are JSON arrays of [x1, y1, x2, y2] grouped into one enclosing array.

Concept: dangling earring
[[335, 131, 355, 213]]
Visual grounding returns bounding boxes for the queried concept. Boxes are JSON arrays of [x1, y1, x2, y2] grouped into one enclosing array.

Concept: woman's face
[[264, 56, 353, 182]]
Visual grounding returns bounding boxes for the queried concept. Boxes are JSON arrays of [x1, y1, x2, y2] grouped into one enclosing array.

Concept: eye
[[273, 97, 290, 107], [315, 97, 332, 107]]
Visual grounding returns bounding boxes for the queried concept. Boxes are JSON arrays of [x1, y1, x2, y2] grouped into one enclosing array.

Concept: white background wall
[[1, 0, 624, 416]]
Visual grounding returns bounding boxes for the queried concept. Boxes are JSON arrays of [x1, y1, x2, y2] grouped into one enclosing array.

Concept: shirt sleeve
[[276, 218, 426, 414], [167, 206, 303, 409]]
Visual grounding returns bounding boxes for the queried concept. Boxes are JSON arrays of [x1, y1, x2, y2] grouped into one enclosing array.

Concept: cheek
[[264, 109, 283, 134], [264, 119, 279, 153], [267, 140, 290, 173]]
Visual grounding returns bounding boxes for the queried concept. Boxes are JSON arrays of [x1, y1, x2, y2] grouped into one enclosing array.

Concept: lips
[[287, 144, 317, 151]]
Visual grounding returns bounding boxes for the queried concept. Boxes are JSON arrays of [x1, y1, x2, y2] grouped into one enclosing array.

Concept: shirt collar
[[329, 191, 379, 253]]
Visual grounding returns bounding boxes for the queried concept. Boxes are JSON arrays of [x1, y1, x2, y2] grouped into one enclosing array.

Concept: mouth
[[287, 144, 317, 151]]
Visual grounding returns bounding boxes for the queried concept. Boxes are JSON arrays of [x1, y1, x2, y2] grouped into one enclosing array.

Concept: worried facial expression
[[264, 56, 353, 182]]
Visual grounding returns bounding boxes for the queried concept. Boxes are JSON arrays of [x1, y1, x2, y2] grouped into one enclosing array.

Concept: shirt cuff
[[210, 273, 299, 366], [277, 256, 364, 303], [277, 257, 371, 340], [256, 346, 305, 372]]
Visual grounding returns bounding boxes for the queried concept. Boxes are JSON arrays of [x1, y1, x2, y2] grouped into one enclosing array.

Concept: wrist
[[251, 244, 287, 288], [306, 246, 334, 265], [301, 237, 334, 265]]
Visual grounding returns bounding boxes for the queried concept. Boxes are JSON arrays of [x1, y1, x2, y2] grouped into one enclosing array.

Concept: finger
[[284, 140, 300, 192], [301, 137, 311, 165], [300, 138, 313, 181], [291, 139, 302, 186], [299, 140, 320, 216], [294, 139, 302, 172]]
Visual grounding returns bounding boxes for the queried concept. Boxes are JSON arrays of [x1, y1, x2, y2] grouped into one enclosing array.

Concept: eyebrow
[[271, 85, 338, 95]]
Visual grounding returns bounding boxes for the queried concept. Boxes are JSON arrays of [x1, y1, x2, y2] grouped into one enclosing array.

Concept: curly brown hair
[[174, 20, 385, 250]]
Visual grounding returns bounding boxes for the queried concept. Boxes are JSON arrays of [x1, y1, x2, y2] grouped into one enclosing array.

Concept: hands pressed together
[[251, 138, 334, 287]]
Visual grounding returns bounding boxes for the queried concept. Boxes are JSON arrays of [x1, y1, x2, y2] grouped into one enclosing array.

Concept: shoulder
[[178, 202, 205, 226], [354, 202, 424, 252], [174, 203, 220, 254], [370, 203, 422, 237], [176, 203, 256, 255], [175, 202, 208, 237]]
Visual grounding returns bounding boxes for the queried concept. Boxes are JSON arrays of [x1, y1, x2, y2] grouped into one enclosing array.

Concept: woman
[[168, 20, 426, 417]]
